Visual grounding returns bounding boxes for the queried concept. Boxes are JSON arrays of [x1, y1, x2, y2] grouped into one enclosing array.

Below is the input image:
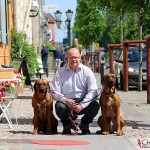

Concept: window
[[0, 0, 8, 44]]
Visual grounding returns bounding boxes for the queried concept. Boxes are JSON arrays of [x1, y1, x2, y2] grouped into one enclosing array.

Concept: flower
[[17, 73, 26, 81], [4, 81, 17, 93]]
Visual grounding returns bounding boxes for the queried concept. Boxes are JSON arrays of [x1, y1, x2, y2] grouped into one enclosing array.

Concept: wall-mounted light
[[29, 1, 39, 17]]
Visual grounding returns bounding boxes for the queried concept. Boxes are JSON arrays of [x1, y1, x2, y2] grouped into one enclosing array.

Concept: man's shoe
[[62, 123, 72, 135], [62, 128, 71, 135], [79, 122, 91, 135], [82, 129, 91, 135]]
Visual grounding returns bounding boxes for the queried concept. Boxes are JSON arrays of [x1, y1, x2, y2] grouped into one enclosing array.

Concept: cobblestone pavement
[[0, 72, 149, 150]]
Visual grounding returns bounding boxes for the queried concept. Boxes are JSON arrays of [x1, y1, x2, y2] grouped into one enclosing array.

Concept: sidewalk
[[0, 71, 149, 150]]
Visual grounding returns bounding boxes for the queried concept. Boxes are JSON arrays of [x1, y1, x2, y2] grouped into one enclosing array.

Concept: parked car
[[114, 47, 147, 90]]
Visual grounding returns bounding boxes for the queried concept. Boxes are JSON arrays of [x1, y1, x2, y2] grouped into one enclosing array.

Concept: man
[[51, 48, 99, 135], [72, 38, 84, 57], [49, 46, 63, 73], [41, 44, 49, 77]]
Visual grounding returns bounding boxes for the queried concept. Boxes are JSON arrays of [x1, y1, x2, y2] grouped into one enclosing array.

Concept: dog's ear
[[47, 82, 50, 93], [101, 76, 104, 86], [34, 81, 37, 92], [101, 74, 107, 86]]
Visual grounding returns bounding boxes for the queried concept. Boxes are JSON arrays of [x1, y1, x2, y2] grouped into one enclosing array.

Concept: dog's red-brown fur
[[97, 74, 124, 136], [32, 79, 58, 134]]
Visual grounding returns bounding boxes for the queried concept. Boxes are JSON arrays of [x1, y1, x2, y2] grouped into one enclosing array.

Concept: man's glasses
[[69, 56, 80, 60]]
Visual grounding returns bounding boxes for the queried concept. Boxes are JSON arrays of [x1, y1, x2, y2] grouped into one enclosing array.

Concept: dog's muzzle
[[39, 87, 47, 93], [109, 80, 115, 87]]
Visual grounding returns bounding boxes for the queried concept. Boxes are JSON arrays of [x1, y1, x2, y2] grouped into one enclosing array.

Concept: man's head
[[42, 44, 46, 48], [67, 48, 81, 70], [73, 38, 78, 46]]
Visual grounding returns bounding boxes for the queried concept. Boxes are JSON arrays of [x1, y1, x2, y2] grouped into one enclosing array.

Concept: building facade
[[0, 0, 56, 65]]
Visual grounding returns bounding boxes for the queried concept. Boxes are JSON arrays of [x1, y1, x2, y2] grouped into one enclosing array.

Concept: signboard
[[63, 38, 68, 47], [18, 59, 31, 86], [95, 43, 100, 50], [42, 5, 59, 11]]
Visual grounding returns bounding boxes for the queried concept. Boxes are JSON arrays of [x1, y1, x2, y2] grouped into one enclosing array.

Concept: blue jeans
[[42, 59, 48, 77]]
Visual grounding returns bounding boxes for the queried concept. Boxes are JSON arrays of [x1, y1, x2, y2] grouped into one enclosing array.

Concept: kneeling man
[[51, 48, 99, 135]]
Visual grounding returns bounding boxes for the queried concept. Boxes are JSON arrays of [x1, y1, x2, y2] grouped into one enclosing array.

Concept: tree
[[73, 0, 106, 48]]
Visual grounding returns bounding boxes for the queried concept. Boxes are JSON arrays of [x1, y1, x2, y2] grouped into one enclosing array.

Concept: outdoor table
[[0, 78, 20, 130]]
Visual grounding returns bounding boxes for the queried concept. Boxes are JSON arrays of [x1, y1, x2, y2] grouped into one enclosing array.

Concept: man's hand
[[73, 104, 83, 113], [65, 98, 75, 108]]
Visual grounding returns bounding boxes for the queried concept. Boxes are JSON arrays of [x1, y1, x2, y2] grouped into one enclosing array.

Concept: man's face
[[67, 49, 81, 70], [73, 39, 78, 46]]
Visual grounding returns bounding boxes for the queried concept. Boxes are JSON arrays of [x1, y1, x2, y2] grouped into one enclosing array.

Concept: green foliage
[[101, 53, 109, 60], [11, 28, 38, 77], [73, 0, 106, 48], [11, 28, 26, 58], [44, 41, 55, 50], [86, 0, 150, 49]]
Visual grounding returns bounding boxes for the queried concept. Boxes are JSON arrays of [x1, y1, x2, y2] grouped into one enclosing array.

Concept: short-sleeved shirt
[[72, 44, 83, 54]]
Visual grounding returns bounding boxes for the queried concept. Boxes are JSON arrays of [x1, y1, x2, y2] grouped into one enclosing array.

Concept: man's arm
[[50, 71, 66, 103], [80, 69, 98, 108]]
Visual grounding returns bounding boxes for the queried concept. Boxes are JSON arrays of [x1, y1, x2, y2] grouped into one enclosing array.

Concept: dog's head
[[34, 79, 50, 95], [102, 73, 116, 87]]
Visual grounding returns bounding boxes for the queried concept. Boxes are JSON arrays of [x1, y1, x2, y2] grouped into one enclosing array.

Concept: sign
[[18, 59, 31, 86], [95, 43, 99, 50], [42, 5, 59, 11]]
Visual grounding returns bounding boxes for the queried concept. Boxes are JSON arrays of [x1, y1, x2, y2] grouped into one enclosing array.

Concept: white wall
[[15, 0, 32, 43]]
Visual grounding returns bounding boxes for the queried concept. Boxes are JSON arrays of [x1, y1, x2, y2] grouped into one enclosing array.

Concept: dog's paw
[[116, 130, 123, 136], [33, 129, 38, 134], [102, 131, 109, 135]]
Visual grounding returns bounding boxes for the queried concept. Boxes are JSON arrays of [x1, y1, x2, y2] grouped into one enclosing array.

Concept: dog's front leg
[[101, 109, 109, 135], [116, 108, 122, 136], [33, 108, 39, 134], [47, 105, 53, 134]]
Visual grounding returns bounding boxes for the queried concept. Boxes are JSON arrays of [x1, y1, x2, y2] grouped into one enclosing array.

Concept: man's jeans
[[55, 59, 61, 73], [55, 100, 99, 126], [42, 60, 48, 77]]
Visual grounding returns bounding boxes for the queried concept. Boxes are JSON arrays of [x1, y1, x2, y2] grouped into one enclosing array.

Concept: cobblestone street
[[0, 73, 149, 150]]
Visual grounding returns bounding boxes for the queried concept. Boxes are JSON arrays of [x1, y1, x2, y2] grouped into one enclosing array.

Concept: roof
[[45, 13, 55, 23]]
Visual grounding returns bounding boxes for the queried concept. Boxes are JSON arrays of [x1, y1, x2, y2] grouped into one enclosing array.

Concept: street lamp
[[54, 9, 73, 47], [56, 20, 62, 29], [42, 19, 51, 42]]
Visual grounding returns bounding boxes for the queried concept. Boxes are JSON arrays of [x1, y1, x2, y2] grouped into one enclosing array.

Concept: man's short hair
[[42, 44, 46, 47]]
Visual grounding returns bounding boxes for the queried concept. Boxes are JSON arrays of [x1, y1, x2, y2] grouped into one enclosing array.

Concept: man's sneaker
[[79, 122, 91, 135]]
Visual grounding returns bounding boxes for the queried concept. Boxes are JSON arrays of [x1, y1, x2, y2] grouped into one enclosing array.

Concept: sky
[[45, 0, 77, 42]]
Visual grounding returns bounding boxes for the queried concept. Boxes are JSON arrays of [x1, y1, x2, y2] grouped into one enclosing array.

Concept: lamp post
[[54, 9, 73, 47]]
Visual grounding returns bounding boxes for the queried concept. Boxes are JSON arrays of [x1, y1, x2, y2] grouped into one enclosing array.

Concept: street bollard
[[100, 63, 104, 84]]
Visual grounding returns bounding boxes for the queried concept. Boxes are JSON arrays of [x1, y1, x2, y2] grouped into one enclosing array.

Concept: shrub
[[11, 28, 38, 77]]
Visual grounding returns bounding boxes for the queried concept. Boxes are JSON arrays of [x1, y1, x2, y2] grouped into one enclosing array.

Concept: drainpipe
[[13, 0, 17, 28]]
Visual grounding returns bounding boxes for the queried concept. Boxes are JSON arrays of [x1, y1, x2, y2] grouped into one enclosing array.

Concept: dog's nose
[[109, 80, 115, 86], [39, 87, 45, 93]]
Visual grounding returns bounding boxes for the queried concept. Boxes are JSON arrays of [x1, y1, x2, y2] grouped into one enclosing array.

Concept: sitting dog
[[97, 73, 124, 136], [32, 79, 58, 134]]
